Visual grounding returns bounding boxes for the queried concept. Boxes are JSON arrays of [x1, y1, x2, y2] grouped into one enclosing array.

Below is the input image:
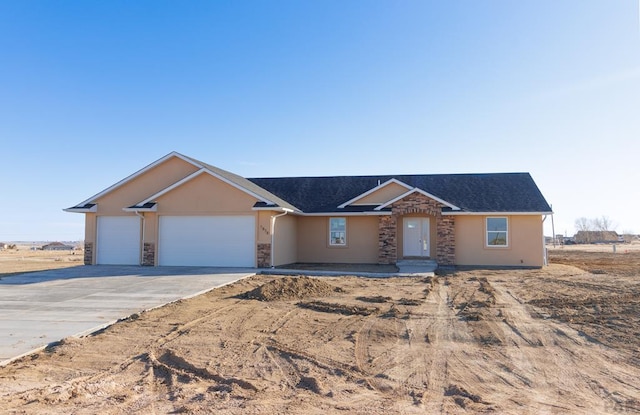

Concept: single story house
[[574, 231, 622, 244], [65, 152, 552, 268], [41, 242, 75, 251]]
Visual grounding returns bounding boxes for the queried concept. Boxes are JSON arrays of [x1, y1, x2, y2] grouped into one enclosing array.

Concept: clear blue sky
[[1, 1, 639, 241]]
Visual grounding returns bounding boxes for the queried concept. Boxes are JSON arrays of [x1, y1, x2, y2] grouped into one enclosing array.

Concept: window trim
[[329, 217, 347, 247], [486, 216, 508, 247]]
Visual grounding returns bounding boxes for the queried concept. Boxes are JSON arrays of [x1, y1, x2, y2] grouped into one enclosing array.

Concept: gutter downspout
[[134, 211, 145, 266], [542, 213, 549, 266], [270, 208, 293, 268]]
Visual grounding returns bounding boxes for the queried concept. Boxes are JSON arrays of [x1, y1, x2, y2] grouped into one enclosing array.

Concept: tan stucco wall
[[154, 173, 257, 214], [256, 211, 272, 244], [142, 212, 157, 243], [85, 213, 97, 264], [454, 215, 544, 267], [356, 182, 409, 205], [94, 156, 199, 216], [273, 214, 297, 266], [297, 216, 379, 263]]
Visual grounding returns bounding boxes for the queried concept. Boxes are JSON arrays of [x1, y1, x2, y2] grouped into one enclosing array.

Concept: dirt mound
[[242, 276, 340, 301]]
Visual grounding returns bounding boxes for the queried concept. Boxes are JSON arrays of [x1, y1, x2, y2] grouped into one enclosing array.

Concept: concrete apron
[[0, 266, 255, 366]]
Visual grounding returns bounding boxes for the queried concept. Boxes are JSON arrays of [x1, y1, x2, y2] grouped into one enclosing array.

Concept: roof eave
[[123, 205, 158, 212], [443, 211, 553, 216], [135, 168, 277, 207], [63, 205, 97, 213], [300, 211, 392, 217]]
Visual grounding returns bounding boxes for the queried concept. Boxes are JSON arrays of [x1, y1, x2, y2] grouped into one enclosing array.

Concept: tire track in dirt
[[488, 279, 640, 413], [420, 279, 456, 412]]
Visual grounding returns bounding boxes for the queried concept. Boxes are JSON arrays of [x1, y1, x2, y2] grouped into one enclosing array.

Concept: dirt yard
[[0, 248, 83, 278], [1, 248, 639, 414]]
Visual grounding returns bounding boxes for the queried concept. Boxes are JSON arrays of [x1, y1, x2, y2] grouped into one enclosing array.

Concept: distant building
[[41, 242, 74, 251], [574, 231, 621, 244]]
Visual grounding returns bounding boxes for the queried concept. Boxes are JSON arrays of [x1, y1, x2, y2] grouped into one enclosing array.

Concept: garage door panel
[[158, 216, 255, 267], [97, 216, 141, 265]]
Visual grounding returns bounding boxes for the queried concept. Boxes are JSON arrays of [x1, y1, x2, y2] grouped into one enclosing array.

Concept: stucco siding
[[85, 213, 97, 264], [356, 182, 410, 205], [455, 215, 544, 267], [94, 157, 199, 215], [273, 214, 297, 266], [297, 216, 379, 263], [154, 173, 258, 214]]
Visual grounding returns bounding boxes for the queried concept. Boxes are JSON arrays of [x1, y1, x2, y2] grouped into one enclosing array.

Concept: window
[[486, 217, 508, 247], [329, 217, 347, 246]]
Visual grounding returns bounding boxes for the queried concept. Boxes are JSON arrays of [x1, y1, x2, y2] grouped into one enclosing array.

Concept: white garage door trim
[[96, 216, 141, 265], [158, 216, 255, 267]]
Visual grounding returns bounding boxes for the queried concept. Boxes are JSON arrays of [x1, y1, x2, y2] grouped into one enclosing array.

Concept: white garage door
[[96, 216, 141, 265], [158, 216, 255, 267]]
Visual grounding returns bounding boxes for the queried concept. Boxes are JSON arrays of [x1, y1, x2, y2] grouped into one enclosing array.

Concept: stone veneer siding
[[377, 193, 456, 265], [84, 242, 93, 265], [436, 216, 455, 265], [143, 243, 155, 266], [377, 216, 397, 265], [257, 243, 271, 268]]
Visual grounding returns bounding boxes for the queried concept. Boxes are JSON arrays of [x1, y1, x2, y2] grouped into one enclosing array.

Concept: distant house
[[574, 231, 621, 244], [41, 242, 74, 251]]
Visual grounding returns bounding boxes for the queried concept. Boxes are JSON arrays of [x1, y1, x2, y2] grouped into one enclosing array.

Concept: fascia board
[[337, 178, 413, 208], [299, 211, 392, 217], [62, 205, 98, 213], [443, 211, 553, 216], [74, 151, 198, 206], [122, 206, 158, 212], [136, 168, 276, 206], [252, 207, 301, 214], [375, 188, 460, 211]]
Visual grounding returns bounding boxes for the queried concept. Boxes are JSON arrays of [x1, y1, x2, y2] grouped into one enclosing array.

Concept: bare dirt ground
[[0, 249, 83, 278], [1, 248, 639, 414]]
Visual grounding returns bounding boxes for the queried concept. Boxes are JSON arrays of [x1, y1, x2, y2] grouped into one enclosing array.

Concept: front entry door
[[403, 217, 430, 257]]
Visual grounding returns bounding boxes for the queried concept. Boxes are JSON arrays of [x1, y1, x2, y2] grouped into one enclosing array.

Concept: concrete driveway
[[0, 266, 254, 365]]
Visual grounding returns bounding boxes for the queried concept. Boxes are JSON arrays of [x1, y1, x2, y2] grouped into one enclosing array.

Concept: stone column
[[378, 216, 397, 264], [143, 243, 155, 266], [257, 242, 271, 268], [83, 242, 93, 265], [436, 216, 455, 265]]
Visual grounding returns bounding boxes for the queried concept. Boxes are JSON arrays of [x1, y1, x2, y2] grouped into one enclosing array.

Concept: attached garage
[[158, 216, 255, 267], [96, 216, 141, 265]]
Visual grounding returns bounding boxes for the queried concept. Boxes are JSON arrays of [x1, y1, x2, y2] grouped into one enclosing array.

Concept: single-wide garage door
[[158, 216, 255, 267], [96, 216, 141, 265]]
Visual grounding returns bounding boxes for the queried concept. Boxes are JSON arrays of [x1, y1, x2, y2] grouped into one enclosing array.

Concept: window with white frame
[[329, 217, 347, 246], [486, 217, 508, 247]]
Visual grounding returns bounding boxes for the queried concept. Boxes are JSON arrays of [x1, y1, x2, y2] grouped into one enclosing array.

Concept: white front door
[[403, 217, 430, 257]]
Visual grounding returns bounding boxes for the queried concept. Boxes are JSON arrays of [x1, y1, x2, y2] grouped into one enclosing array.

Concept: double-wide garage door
[[158, 216, 255, 267], [96, 215, 255, 267]]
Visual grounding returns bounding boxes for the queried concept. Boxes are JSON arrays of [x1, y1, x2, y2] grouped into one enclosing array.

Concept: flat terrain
[[1, 247, 639, 414], [0, 249, 83, 277]]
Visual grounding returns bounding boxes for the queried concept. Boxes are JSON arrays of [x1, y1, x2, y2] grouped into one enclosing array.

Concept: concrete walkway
[[0, 266, 254, 365]]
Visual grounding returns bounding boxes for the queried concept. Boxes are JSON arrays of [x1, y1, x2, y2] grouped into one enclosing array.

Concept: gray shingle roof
[[249, 173, 551, 214]]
